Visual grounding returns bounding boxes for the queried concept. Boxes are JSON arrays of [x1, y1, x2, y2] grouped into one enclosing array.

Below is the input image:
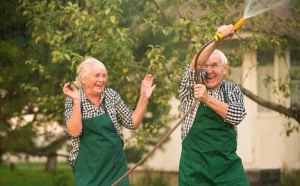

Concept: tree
[[2, 0, 299, 172], [149, 0, 300, 125], [1, 0, 177, 171], [0, 0, 37, 165]]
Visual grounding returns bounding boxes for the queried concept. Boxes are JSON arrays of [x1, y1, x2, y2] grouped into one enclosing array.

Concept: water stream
[[244, 0, 290, 19]]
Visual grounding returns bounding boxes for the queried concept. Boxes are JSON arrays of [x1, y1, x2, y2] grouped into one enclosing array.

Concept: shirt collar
[[207, 80, 224, 94], [79, 88, 105, 105]]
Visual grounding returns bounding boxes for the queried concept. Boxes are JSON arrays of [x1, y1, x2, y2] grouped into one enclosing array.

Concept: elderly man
[[178, 25, 249, 186]]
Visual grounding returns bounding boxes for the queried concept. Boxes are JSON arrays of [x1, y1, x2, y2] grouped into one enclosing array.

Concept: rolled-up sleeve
[[115, 92, 135, 130], [64, 98, 73, 136], [179, 65, 196, 105], [225, 85, 247, 125]]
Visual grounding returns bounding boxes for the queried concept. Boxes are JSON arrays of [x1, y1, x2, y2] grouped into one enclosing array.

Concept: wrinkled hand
[[216, 24, 234, 40], [140, 74, 156, 99], [194, 84, 209, 103], [63, 83, 80, 101]]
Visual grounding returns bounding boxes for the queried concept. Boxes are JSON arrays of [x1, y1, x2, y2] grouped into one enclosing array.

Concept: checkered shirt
[[64, 88, 135, 166], [179, 65, 246, 141]]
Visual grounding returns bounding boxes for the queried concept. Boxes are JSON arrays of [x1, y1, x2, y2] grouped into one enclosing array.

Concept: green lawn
[[0, 163, 173, 186], [0, 163, 75, 186], [1, 163, 299, 186]]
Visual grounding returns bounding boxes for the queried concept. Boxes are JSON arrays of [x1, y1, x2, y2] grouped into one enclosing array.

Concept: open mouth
[[205, 76, 215, 80], [95, 84, 104, 88]]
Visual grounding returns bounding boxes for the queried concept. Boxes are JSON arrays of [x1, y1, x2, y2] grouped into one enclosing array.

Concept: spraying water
[[214, 0, 290, 41], [244, 0, 290, 19]]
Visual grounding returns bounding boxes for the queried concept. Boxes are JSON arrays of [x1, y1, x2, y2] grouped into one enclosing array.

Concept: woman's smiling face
[[82, 63, 107, 96], [202, 53, 228, 90]]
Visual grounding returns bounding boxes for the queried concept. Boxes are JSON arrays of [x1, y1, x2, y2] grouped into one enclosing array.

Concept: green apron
[[179, 89, 249, 186], [73, 100, 129, 186]]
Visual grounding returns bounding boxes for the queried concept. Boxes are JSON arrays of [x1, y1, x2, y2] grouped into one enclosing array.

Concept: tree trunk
[[44, 154, 57, 172], [0, 149, 4, 165]]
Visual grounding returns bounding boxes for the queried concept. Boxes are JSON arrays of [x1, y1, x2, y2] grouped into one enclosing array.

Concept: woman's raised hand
[[63, 83, 80, 101], [140, 74, 156, 99]]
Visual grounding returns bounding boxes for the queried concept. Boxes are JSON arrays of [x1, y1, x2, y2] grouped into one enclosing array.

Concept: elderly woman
[[63, 57, 155, 186]]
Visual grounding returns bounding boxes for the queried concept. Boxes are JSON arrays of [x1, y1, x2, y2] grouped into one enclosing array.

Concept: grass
[[0, 163, 172, 186], [1, 163, 299, 186], [0, 163, 75, 186]]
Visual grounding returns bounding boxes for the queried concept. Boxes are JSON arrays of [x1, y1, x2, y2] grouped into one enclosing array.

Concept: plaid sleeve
[[114, 92, 135, 130], [179, 65, 196, 106], [225, 85, 247, 125], [64, 97, 73, 136]]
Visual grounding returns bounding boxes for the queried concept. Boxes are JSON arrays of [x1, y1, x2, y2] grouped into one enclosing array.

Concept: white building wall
[[237, 51, 258, 169], [143, 98, 182, 171]]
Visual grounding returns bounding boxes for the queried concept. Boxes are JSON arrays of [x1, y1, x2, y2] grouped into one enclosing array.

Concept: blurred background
[[1, 0, 300, 185]]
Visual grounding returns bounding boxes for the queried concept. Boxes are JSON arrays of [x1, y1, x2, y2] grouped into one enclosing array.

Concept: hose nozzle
[[214, 17, 246, 41], [233, 17, 246, 31]]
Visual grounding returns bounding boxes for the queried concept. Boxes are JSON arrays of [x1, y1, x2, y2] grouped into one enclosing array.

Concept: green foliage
[[283, 121, 299, 137], [281, 164, 300, 186], [15, 0, 181, 163], [0, 0, 38, 161], [1, 0, 300, 169]]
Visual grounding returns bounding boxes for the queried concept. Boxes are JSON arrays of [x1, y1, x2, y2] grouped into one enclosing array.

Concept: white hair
[[74, 57, 107, 88], [212, 49, 228, 65]]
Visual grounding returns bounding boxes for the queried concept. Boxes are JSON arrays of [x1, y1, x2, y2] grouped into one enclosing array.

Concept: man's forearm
[[205, 95, 228, 120], [189, 42, 217, 71]]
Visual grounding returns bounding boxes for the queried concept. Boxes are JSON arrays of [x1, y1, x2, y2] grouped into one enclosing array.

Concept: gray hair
[[74, 57, 107, 88], [212, 49, 228, 65]]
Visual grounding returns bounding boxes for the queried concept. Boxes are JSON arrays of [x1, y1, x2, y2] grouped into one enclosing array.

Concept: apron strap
[[221, 82, 228, 104], [101, 97, 107, 113]]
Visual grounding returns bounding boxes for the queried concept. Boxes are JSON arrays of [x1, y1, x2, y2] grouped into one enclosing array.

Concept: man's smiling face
[[202, 53, 228, 90]]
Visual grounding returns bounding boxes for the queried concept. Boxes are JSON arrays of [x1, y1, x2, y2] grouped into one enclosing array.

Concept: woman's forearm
[[67, 100, 82, 137], [132, 96, 149, 129]]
